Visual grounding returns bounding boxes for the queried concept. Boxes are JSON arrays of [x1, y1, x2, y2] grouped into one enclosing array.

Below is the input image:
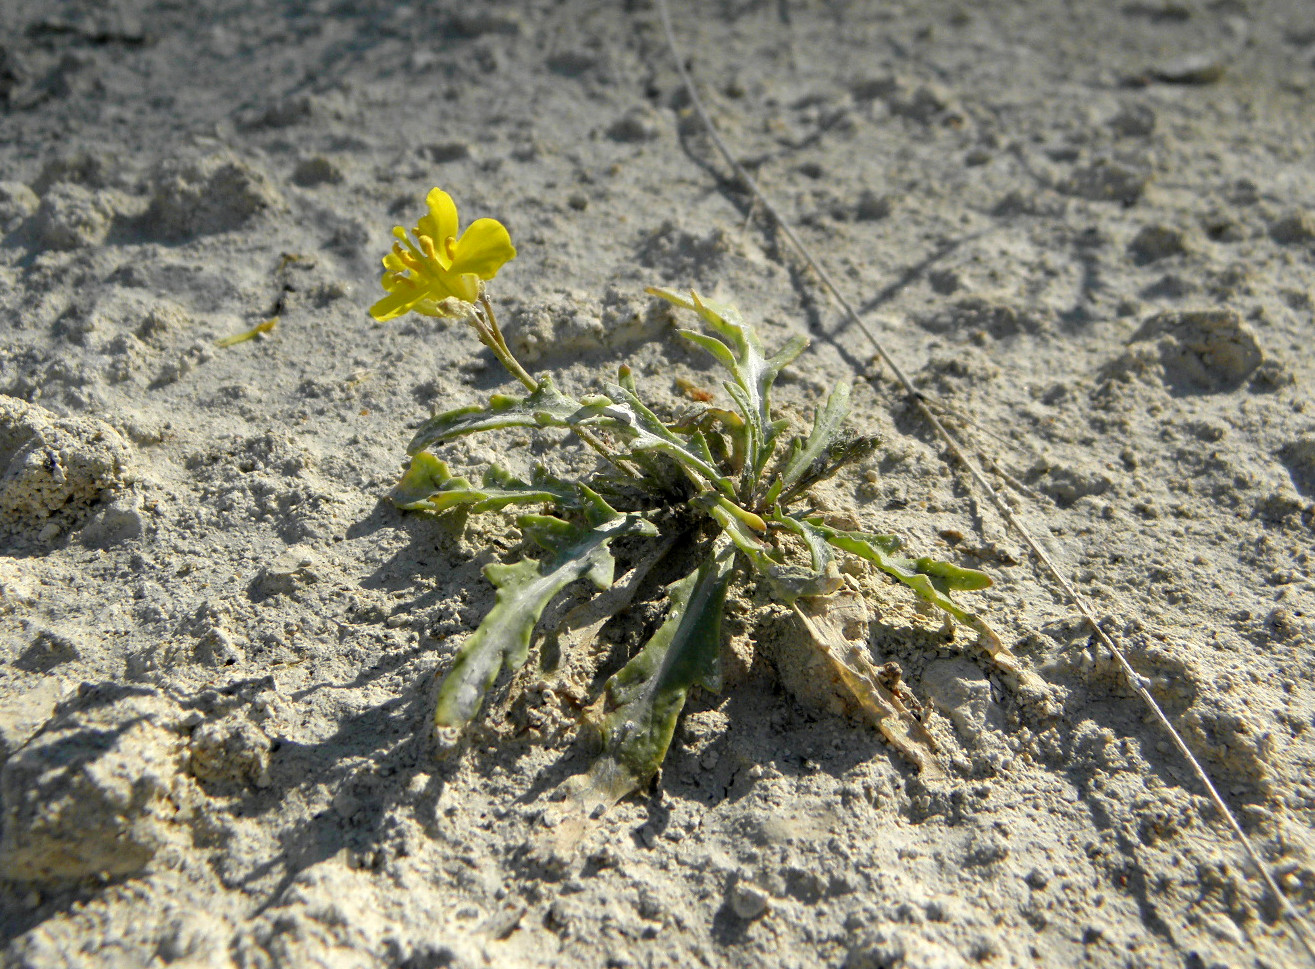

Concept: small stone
[[964, 827, 1010, 866], [922, 658, 1001, 738], [151, 355, 194, 387], [193, 627, 244, 667], [35, 183, 115, 250], [136, 302, 189, 348], [606, 107, 661, 143], [547, 48, 601, 77], [332, 786, 360, 819], [855, 189, 892, 221], [245, 94, 314, 129], [1202, 914, 1243, 946], [79, 493, 145, 548], [1152, 52, 1227, 85], [846, 925, 970, 969], [1058, 157, 1150, 205], [1082, 922, 1108, 944], [850, 76, 899, 101], [448, 10, 522, 37], [1269, 210, 1315, 246], [728, 878, 770, 920], [1129, 308, 1263, 392], [291, 155, 344, 187], [251, 545, 319, 599], [1108, 103, 1156, 138], [1128, 224, 1187, 264], [890, 82, 953, 123], [0, 181, 38, 232], [417, 142, 471, 163], [188, 717, 273, 790]]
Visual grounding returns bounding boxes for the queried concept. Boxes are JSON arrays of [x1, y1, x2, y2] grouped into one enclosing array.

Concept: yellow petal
[[416, 189, 460, 264], [447, 218, 516, 279], [370, 288, 423, 322], [448, 272, 480, 303]]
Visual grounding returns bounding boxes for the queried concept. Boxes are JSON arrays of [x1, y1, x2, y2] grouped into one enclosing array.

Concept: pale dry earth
[[1, 1, 1314, 967]]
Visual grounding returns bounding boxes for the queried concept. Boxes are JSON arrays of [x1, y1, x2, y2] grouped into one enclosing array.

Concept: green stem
[[479, 295, 538, 392]]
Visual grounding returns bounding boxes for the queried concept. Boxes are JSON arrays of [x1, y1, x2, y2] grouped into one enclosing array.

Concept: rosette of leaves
[[395, 288, 1014, 811]]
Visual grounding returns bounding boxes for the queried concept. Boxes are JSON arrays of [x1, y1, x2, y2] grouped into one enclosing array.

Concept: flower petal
[[417, 189, 459, 253], [447, 218, 517, 279], [449, 272, 480, 303], [370, 288, 424, 322]]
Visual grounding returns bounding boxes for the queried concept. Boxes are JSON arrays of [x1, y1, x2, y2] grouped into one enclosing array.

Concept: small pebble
[[1151, 52, 1227, 84], [728, 879, 770, 920]]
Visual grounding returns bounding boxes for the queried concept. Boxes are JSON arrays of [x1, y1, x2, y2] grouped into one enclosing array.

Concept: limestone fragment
[[0, 685, 187, 883], [34, 183, 116, 250], [1129, 308, 1263, 392], [145, 152, 283, 240], [0, 395, 132, 532]]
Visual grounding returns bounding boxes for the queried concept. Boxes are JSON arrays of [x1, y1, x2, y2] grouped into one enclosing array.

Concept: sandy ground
[[1, 0, 1314, 966]]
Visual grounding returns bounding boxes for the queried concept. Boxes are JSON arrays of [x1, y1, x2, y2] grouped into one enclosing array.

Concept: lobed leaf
[[810, 522, 992, 628], [577, 379, 735, 495], [767, 381, 853, 504], [432, 507, 657, 749], [407, 374, 595, 455], [392, 452, 579, 513], [538, 533, 678, 681], [570, 545, 736, 813], [649, 288, 807, 482], [805, 526, 1040, 699]]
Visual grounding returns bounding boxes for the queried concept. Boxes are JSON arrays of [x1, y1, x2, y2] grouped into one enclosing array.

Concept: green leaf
[[391, 452, 579, 513], [764, 512, 844, 600], [538, 533, 678, 679], [577, 381, 735, 495], [407, 374, 593, 455], [909, 556, 993, 592], [767, 381, 852, 503], [570, 545, 736, 813], [806, 525, 1038, 691], [650, 289, 807, 481], [704, 494, 779, 574], [811, 522, 991, 626], [432, 508, 658, 746]]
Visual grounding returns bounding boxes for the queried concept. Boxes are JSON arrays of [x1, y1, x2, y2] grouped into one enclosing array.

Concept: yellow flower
[[370, 188, 516, 322]]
